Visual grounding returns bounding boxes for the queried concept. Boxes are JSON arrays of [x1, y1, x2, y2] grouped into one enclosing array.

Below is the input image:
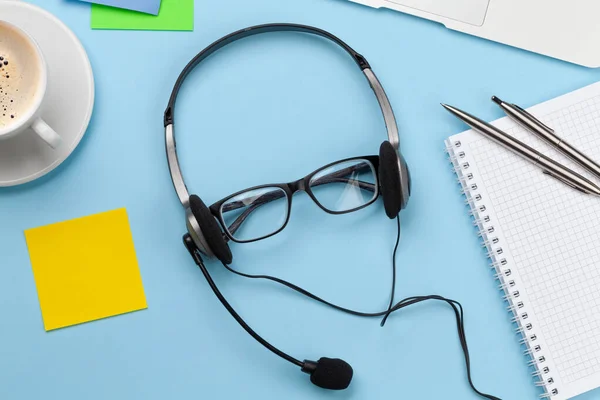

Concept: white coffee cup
[[0, 20, 61, 149]]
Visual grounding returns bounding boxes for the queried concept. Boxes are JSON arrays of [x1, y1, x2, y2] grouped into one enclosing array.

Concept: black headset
[[164, 24, 500, 399], [165, 23, 410, 264]]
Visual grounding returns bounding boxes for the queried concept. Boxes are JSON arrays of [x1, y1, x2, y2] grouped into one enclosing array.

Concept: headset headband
[[164, 23, 400, 208]]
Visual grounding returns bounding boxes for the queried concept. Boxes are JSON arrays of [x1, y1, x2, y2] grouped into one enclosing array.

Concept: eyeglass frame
[[208, 155, 381, 244]]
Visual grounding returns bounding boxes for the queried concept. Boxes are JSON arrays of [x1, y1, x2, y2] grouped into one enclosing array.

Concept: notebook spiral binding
[[445, 139, 559, 399]]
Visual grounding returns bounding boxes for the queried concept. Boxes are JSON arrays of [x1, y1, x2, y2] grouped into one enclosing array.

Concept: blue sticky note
[[78, 0, 161, 15]]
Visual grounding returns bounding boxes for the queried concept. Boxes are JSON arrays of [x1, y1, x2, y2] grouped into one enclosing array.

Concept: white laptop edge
[[347, 0, 600, 68]]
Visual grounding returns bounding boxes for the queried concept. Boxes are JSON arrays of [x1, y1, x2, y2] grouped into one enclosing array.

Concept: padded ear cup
[[379, 141, 403, 219], [189, 195, 233, 264]]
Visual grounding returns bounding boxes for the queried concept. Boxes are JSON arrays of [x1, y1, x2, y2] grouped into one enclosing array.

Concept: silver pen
[[492, 96, 600, 181], [441, 103, 600, 196]]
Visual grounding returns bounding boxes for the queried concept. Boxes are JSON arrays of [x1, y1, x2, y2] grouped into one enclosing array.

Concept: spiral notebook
[[446, 81, 600, 400]]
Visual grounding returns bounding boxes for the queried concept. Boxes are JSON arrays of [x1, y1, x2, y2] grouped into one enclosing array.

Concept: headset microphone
[[184, 234, 353, 390], [301, 358, 353, 390]]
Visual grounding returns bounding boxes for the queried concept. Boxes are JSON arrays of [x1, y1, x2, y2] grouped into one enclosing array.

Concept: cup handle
[[31, 118, 62, 149]]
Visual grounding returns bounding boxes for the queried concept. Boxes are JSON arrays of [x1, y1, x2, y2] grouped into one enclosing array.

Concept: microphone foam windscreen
[[310, 357, 353, 390]]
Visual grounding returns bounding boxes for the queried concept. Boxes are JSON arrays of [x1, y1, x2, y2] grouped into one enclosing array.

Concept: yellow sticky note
[[24, 208, 147, 331]]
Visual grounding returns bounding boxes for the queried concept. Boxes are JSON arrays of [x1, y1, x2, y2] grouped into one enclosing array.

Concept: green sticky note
[[91, 0, 194, 31]]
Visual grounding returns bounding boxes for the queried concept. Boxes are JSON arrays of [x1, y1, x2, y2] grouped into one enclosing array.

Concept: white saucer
[[0, 0, 94, 187]]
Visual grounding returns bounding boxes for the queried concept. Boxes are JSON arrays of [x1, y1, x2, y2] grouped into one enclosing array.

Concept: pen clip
[[514, 104, 555, 133], [542, 170, 589, 194]]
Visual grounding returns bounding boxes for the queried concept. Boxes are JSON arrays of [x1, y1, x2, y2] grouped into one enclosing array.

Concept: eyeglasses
[[208, 156, 380, 243]]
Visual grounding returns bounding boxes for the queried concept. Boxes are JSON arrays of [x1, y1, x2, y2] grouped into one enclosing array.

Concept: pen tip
[[491, 96, 502, 105], [441, 103, 460, 116], [441, 103, 459, 114]]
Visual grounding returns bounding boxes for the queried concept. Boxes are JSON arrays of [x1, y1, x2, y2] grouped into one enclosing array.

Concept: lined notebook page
[[448, 82, 600, 400]]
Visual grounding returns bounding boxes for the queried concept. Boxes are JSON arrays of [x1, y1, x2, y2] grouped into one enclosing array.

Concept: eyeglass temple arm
[[224, 165, 377, 237]]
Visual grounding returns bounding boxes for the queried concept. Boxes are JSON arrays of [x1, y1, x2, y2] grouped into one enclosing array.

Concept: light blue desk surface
[[3, 1, 600, 399]]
